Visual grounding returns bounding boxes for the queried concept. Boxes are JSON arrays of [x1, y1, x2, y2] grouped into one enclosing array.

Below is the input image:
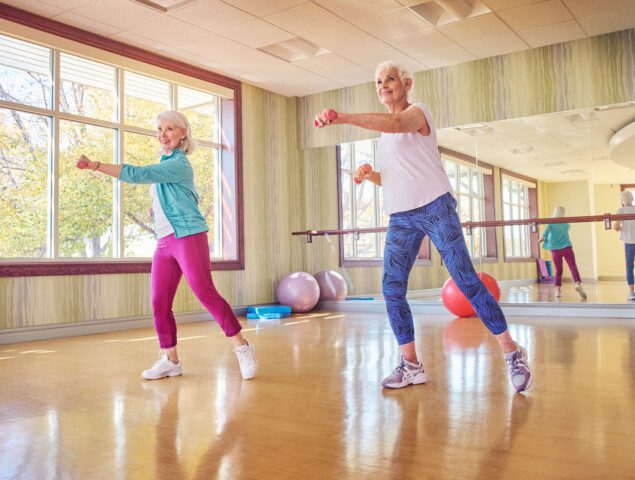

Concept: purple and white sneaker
[[381, 357, 427, 389], [505, 345, 533, 393]]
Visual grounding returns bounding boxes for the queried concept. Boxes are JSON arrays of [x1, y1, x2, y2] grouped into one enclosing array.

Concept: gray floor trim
[[0, 306, 248, 346]]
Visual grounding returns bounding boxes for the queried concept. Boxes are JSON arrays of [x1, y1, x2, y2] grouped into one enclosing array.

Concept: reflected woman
[[613, 190, 635, 300], [538, 205, 586, 300]]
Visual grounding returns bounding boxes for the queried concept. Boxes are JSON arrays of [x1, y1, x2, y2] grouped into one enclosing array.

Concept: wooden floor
[[2, 311, 635, 479]]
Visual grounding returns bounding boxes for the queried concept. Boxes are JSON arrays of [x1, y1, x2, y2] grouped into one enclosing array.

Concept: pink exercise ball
[[314, 270, 348, 300], [441, 272, 501, 318], [277, 271, 320, 313]]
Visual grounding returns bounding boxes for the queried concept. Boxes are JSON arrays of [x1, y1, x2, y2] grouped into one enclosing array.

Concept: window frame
[[0, 6, 243, 276], [500, 168, 539, 263]]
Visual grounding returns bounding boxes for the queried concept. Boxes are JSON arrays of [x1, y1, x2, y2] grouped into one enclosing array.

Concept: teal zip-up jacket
[[119, 148, 208, 239], [541, 223, 572, 250]]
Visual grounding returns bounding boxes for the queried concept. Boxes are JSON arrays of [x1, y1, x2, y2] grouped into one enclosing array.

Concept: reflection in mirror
[[436, 102, 635, 305]]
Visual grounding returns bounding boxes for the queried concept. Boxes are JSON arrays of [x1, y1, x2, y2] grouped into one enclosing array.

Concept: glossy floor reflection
[[2, 313, 635, 479], [408, 279, 635, 305]]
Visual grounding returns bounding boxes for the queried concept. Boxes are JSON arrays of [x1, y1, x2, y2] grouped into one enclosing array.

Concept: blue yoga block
[[246, 305, 291, 320]]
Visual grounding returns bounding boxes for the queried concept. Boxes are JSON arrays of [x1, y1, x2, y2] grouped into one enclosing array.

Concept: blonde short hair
[[552, 205, 565, 218], [157, 110, 197, 155], [374, 61, 414, 97], [621, 190, 633, 206]]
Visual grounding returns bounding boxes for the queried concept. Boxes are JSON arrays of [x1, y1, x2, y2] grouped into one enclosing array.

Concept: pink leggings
[[551, 246, 582, 287], [151, 232, 242, 349]]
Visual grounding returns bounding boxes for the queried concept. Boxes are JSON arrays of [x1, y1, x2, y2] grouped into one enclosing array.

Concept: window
[[443, 156, 488, 258], [0, 32, 241, 275], [337, 139, 430, 265], [502, 174, 536, 258]]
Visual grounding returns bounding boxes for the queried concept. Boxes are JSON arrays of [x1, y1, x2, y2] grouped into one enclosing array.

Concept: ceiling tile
[[577, 6, 635, 36], [70, 0, 160, 29], [481, 0, 545, 11], [283, 77, 344, 96], [353, 8, 433, 41], [177, 33, 252, 61], [338, 41, 422, 70], [302, 25, 377, 52], [562, 0, 635, 17], [169, 0, 256, 31], [160, 47, 209, 67], [517, 20, 587, 48], [109, 30, 169, 51], [215, 19, 295, 48], [438, 13, 512, 43], [314, 0, 404, 21], [293, 53, 360, 75], [264, 3, 348, 36], [497, 0, 573, 31], [1, 0, 64, 17], [414, 45, 476, 68], [40, 0, 92, 9], [221, 0, 309, 18], [322, 66, 375, 86], [390, 29, 458, 55], [127, 15, 210, 46], [462, 33, 529, 58], [52, 12, 122, 36]]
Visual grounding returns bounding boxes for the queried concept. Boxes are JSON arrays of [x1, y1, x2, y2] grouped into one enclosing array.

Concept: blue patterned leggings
[[382, 192, 508, 345]]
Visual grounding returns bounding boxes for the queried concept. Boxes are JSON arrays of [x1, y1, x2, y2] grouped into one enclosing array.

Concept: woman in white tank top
[[314, 61, 532, 393]]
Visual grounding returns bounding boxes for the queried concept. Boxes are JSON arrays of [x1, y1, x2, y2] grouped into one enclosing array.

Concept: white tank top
[[150, 184, 175, 239], [377, 103, 453, 215], [617, 205, 635, 244]]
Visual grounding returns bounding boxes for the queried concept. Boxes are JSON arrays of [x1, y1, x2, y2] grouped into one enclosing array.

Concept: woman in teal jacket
[[78, 110, 257, 381], [539, 205, 586, 300]]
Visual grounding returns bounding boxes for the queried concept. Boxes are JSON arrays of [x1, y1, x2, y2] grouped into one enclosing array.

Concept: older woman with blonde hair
[[314, 60, 532, 393], [539, 205, 586, 299], [613, 190, 635, 300], [78, 110, 257, 381]]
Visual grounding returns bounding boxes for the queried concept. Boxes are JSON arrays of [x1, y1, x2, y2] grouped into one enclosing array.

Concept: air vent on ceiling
[[409, 0, 491, 27], [560, 169, 585, 176], [259, 38, 329, 63], [131, 0, 198, 13], [455, 123, 492, 136]]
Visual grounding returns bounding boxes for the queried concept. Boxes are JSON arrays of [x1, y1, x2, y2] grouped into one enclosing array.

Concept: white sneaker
[[234, 341, 258, 380], [628, 292, 635, 301], [575, 284, 587, 300], [141, 354, 182, 380], [555, 287, 562, 298]]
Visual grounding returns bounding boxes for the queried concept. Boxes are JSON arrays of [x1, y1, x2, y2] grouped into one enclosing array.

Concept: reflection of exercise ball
[[441, 272, 501, 317], [314, 270, 348, 300], [277, 272, 320, 313], [442, 317, 488, 351]]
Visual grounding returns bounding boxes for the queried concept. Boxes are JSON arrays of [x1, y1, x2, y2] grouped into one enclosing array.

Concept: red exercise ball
[[441, 272, 501, 318]]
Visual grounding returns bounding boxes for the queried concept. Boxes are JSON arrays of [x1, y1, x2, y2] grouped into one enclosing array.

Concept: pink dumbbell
[[76, 156, 88, 169], [355, 163, 372, 185], [313, 108, 337, 127]]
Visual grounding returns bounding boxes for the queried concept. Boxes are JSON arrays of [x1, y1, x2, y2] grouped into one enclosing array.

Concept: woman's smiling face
[[157, 118, 186, 154], [376, 67, 409, 107]]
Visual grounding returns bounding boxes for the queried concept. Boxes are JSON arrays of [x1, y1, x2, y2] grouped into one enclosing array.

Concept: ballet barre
[[292, 213, 635, 243]]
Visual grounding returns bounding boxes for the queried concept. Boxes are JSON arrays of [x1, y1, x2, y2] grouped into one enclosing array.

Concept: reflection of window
[[337, 139, 430, 264], [502, 174, 534, 258], [441, 148, 497, 259], [0, 32, 238, 272]]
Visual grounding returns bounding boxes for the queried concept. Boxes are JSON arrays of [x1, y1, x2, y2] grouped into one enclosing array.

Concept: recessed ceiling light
[[409, 0, 491, 27], [259, 38, 329, 63]]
